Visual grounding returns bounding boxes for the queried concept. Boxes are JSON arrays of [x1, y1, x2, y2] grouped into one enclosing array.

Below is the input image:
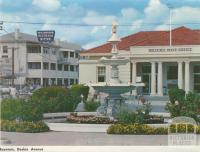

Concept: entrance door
[[167, 65, 178, 90], [141, 64, 151, 95], [142, 74, 151, 95]]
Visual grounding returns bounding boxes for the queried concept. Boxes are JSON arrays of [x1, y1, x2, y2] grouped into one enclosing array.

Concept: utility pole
[[11, 47, 15, 86], [167, 4, 173, 47]]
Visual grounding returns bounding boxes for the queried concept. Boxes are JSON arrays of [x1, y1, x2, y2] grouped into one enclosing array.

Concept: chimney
[[14, 28, 20, 40]]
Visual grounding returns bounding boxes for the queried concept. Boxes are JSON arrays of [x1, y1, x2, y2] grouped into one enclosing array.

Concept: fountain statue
[[91, 21, 144, 117]]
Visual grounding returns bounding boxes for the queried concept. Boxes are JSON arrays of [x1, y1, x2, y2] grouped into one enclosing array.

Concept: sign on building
[[37, 30, 55, 44]]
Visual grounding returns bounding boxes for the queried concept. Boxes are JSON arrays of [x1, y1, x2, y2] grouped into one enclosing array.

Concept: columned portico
[[178, 61, 183, 89], [185, 61, 190, 93], [157, 62, 163, 96], [151, 61, 156, 96]]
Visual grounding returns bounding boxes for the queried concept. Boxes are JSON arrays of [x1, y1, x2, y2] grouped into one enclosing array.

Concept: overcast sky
[[0, 0, 200, 49]]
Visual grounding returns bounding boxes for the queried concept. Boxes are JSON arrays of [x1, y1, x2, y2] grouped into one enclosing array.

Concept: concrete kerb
[[43, 112, 170, 132], [46, 122, 169, 132]]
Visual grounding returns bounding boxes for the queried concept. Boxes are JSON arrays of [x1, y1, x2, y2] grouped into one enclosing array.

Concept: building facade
[[0, 29, 81, 88], [79, 27, 200, 96]]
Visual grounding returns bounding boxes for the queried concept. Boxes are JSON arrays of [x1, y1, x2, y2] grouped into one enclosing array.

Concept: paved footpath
[[1, 131, 200, 146]]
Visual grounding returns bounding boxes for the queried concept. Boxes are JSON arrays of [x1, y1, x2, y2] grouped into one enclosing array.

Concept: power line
[[1, 20, 200, 27]]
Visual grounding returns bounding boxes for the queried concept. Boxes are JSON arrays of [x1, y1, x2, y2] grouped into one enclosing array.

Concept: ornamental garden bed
[[65, 112, 164, 124], [107, 124, 200, 135], [66, 113, 117, 124], [0, 120, 49, 133]]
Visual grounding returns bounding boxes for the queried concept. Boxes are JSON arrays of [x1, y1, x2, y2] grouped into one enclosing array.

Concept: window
[[63, 51, 68, 58], [64, 78, 68, 86], [43, 78, 49, 87], [52, 50, 56, 55], [97, 66, 106, 82], [28, 62, 41, 69], [57, 78, 63, 86], [64, 65, 69, 71], [194, 66, 200, 73], [43, 62, 49, 70], [75, 79, 78, 84], [50, 63, 56, 70], [50, 78, 56, 85], [70, 52, 74, 58], [26, 78, 41, 85], [167, 66, 178, 79], [43, 47, 50, 54], [75, 52, 79, 58], [142, 65, 151, 73], [27, 45, 41, 53], [70, 65, 74, 71], [70, 79, 74, 85], [2, 55, 8, 58], [58, 64, 63, 71], [3, 46, 8, 53]]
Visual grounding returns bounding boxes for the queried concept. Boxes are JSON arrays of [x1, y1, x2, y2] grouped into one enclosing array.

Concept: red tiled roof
[[81, 26, 200, 54]]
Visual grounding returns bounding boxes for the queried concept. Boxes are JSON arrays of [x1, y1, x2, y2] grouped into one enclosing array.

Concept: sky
[[0, 0, 200, 49]]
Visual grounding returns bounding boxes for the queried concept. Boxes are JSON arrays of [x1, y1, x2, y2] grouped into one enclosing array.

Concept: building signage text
[[148, 48, 192, 53], [37, 30, 55, 44]]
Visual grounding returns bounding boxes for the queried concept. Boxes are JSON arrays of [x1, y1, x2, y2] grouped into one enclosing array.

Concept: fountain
[[91, 21, 144, 117]]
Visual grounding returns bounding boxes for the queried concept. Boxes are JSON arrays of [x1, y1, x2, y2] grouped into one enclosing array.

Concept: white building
[[79, 26, 200, 96], [0, 29, 82, 88]]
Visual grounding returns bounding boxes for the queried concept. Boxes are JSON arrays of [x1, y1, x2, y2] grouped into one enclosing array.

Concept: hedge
[[107, 124, 200, 135], [84, 100, 100, 112], [1, 98, 43, 121], [70, 84, 89, 101], [166, 89, 200, 122], [0, 120, 49, 133], [31, 85, 90, 113]]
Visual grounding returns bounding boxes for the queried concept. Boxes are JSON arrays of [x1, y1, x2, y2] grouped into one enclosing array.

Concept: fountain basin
[[92, 84, 135, 98]]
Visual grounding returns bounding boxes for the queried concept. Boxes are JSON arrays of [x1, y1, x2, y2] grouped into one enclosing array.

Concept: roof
[[56, 41, 82, 51], [0, 31, 82, 50], [81, 26, 200, 54], [0, 32, 39, 43]]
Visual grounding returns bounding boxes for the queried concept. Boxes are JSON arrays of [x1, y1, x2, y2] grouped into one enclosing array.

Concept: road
[[1, 131, 168, 146], [1, 131, 200, 146]]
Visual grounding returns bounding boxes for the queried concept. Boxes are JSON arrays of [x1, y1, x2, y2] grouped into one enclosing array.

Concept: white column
[[157, 62, 163, 96], [151, 61, 156, 96], [132, 61, 136, 84], [178, 61, 183, 89], [185, 61, 190, 93]]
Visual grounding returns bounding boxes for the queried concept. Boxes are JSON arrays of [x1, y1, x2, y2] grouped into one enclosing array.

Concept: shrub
[[107, 124, 200, 135], [168, 87, 185, 104], [31, 87, 80, 113], [116, 110, 163, 124], [116, 110, 139, 124], [0, 120, 49, 133], [1, 98, 43, 122], [107, 124, 161, 135], [85, 100, 100, 112], [115, 103, 162, 124], [166, 90, 200, 122], [70, 84, 89, 101]]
